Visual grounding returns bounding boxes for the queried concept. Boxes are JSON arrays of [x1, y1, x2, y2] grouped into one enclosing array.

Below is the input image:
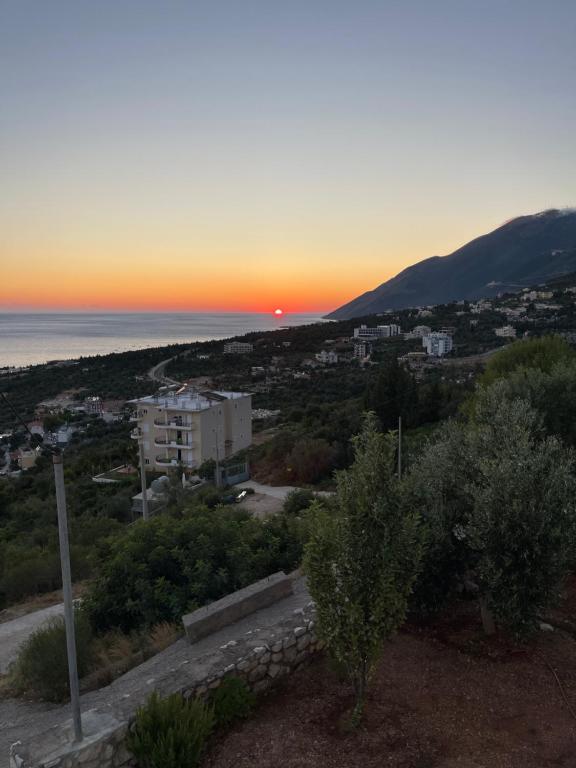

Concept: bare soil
[[206, 601, 576, 768]]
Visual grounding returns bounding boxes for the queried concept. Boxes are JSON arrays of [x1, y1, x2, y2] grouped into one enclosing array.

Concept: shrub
[[84, 506, 306, 633], [127, 691, 214, 768], [10, 609, 94, 701], [211, 677, 255, 729], [283, 489, 315, 516]]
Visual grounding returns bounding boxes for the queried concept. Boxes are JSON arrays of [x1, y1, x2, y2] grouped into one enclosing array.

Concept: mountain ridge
[[326, 209, 576, 319]]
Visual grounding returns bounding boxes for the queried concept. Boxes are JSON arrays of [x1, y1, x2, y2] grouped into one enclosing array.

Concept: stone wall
[[10, 584, 320, 768]]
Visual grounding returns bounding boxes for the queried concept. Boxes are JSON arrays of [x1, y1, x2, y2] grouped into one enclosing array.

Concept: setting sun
[[274, 308, 283, 316]]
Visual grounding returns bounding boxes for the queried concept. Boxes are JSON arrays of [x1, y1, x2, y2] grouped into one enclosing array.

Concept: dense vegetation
[[0, 421, 137, 607]]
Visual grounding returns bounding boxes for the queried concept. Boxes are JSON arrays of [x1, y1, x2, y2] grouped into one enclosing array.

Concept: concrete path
[[236, 480, 334, 501], [0, 578, 311, 767], [0, 603, 64, 674], [235, 480, 300, 500]]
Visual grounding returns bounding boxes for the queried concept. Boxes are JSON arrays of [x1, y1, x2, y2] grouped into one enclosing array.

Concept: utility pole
[[214, 427, 221, 488], [397, 415, 402, 480], [53, 453, 83, 743], [0, 392, 83, 745], [138, 436, 149, 521], [131, 427, 149, 521]]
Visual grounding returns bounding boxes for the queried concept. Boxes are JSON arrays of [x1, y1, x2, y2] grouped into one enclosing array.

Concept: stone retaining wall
[[10, 592, 320, 768]]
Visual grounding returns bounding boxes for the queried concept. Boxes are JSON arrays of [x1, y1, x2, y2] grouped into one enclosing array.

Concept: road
[[147, 356, 181, 386], [0, 603, 65, 674]]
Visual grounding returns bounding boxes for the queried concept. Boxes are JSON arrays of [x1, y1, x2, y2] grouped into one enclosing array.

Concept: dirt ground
[[205, 602, 576, 768], [238, 492, 284, 518]]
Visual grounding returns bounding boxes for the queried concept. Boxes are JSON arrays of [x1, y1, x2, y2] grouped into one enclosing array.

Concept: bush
[[127, 691, 215, 768], [211, 677, 255, 729], [11, 609, 94, 701], [84, 505, 306, 633], [283, 489, 315, 516]]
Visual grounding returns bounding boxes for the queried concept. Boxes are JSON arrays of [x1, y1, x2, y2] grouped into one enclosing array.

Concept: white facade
[[223, 341, 254, 354], [131, 389, 252, 471], [494, 325, 517, 338], [353, 324, 401, 339], [405, 325, 431, 339], [422, 332, 453, 357], [353, 340, 372, 360], [315, 350, 339, 364]]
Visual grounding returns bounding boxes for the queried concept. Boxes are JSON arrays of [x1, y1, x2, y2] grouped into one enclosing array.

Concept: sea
[[0, 312, 326, 369]]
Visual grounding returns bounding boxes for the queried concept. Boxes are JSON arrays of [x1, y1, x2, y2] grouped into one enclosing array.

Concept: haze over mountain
[[326, 209, 576, 320]]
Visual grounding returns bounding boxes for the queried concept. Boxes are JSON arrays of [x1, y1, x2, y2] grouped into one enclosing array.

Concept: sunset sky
[[1, 1, 575, 313]]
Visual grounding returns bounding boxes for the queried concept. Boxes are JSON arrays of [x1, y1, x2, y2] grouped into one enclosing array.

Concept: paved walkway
[[0, 603, 65, 674], [236, 481, 334, 501], [0, 579, 311, 767]]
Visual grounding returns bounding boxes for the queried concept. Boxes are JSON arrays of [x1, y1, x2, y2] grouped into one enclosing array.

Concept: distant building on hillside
[[422, 332, 453, 357], [223, 341, 253, 354], [494, 325, 517, 338], [84, 396, 103, 415], [405, 325, 431, 339], [353, 340, 372, 361], [353, 324, 401, 339], [315, 350, 339, 364], [130, 387, 252, 471]]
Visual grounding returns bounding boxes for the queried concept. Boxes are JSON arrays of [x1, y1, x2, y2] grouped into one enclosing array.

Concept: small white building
[[353, 324, 401, 339], [422, 332, 453, 357], [353, 340, 372, 360], [405, 325, 431, 339], [223, 341, 253, 354], [495, 325, 517, 338], [315, 350, 339, 364]]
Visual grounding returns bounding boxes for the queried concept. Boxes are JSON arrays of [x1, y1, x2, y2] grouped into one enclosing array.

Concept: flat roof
[[130, 390, 250, 412]]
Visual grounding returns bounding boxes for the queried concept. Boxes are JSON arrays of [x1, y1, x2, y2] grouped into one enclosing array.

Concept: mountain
[[326, 209, 576, 319]]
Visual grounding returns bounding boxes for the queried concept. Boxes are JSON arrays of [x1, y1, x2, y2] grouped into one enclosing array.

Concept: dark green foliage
[[304, 414, 424, 722], [127, 691, 215, 768], [84, 504, 306, 633], [197, 458, 216, 481], [282, 489, 315, 515], [11, 609, 94, 702], [210, 677, 255, 729], [406, 421, 474, 618], [366, 357, 419, 431], [481, 335, 576, 386]]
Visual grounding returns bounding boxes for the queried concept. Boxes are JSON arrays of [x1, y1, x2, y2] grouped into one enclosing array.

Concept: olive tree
[[467, 388, 576, 637], [304, 414, 423, 723]]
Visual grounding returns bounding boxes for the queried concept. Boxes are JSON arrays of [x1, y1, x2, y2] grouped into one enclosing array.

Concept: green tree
[[304, 414, 423, 724], [481, 335, 575, 386], [467, 388, 576, 637]]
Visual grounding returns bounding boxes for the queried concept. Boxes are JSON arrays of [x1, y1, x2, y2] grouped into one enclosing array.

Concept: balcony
[[155, 455, 179, 466], [153, 419, 194, 430], [154, 438, 194, 448]]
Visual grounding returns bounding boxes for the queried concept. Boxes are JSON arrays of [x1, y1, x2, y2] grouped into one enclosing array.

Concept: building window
[[145, 458, 150, 465]]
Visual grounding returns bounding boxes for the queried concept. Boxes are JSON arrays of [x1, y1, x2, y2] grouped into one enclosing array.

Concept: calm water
[[0, 312, 325, 368]]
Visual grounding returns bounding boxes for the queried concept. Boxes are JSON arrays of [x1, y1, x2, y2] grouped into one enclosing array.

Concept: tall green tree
[[467, 388, 576, 637], [304, 414, 423, 723]]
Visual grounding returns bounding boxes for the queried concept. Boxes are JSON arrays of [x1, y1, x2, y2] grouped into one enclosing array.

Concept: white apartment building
[[315, 350, 339, 364], [353, 324, 401, 339], [494, 325, 517, 338], [223, 341, 254, 354], [422, 332, 453, 357], [353, 340, 372, 360], [131, 389, 252, 471]]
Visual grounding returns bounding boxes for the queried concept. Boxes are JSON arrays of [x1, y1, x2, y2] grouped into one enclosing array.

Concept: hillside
[[326, 209, 576, 319]]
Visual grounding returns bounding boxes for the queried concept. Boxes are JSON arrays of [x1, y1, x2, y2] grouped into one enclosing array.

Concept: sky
[[1, 1, 575, 314]]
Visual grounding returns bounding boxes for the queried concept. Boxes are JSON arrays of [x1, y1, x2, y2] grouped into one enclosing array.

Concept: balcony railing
[[155, 455, 178, 465], [153, 419, 194, 430], [154, 439, 193, 448]]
